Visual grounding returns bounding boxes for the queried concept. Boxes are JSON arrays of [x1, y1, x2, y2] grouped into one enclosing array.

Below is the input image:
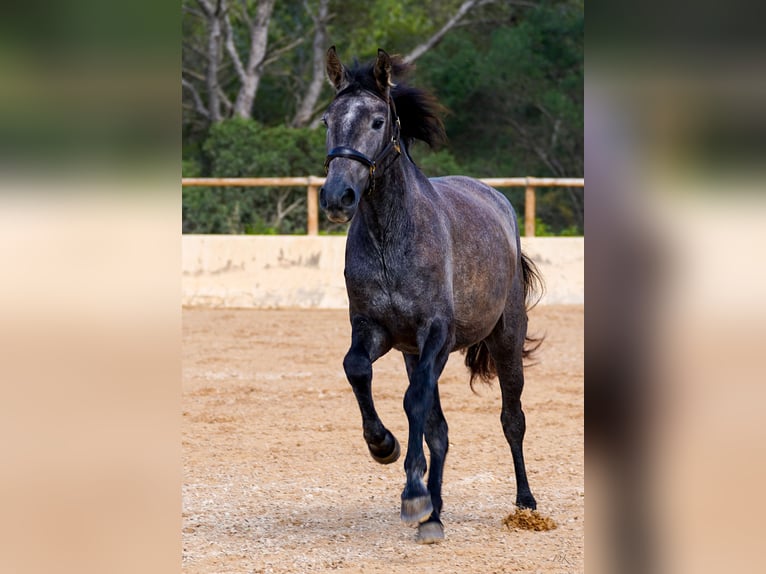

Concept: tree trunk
[[206, 15, 223, 122], [233, 0, 276, 119], [191, 0, 225, 122], [291, 0, 330, 127]]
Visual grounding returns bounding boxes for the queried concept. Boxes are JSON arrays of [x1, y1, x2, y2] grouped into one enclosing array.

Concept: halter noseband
[[324, 93, 401, 194]]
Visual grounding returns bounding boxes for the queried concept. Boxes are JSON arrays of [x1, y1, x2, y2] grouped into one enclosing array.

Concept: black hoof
[[416, 520, 444, 544], [368, 433, 400, 465], [400, 495, 433, 526], [516, 492, 537, 510]]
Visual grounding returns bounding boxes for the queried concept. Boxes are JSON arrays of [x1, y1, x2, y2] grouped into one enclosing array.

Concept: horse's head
[[319, 47, 401, 223]]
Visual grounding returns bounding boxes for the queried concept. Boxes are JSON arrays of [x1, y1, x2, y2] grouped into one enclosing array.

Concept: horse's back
[[428, 175, 519, 250], [429, 176, 517, 230]]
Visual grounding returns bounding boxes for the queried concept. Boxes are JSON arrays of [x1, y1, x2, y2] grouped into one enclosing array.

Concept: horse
[[319, 46, 544, 544]]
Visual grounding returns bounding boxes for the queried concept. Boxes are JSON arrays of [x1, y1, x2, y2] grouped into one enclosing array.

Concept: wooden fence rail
[[181, 176, 584, 236]]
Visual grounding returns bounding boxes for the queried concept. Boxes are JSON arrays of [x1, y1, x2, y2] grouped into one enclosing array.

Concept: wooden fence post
[[306, 178, 320, 235], [525, 178, 536, 237]]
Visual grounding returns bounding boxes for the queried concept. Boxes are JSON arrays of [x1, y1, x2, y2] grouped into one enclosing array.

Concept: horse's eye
[[372, 118, 385, 130], [321, 116, 328, 128]]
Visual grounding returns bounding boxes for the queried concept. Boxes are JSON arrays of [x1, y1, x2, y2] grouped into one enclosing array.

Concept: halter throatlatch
[[324, 95, 401, 194]]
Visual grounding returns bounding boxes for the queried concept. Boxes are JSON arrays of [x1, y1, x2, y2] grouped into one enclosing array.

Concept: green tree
[[418, 1, 584, 232], [182, 1, 584, 235]]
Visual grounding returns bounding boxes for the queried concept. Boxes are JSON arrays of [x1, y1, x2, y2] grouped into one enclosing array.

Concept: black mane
[[341, 56, 447, 149]]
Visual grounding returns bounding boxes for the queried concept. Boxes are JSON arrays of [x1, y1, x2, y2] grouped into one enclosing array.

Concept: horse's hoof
[[368, 434, 400, 465], [416, 521, 444, 544], [516, 492, 537, 510], [400, 495, 433, 526]]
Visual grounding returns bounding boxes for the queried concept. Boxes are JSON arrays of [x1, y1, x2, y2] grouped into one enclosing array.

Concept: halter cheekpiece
[[324, 91, 402, 194]]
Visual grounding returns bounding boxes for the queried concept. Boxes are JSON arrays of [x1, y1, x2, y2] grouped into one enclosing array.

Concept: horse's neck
[[359, 156, 420, 242]]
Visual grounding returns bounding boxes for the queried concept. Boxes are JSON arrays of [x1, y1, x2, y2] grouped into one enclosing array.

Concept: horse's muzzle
[[319, 184, 359, 223]]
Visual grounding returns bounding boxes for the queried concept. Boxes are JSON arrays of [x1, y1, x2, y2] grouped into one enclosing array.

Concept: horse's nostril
[[319, 187, 328, 209], [340, 187, 356, 208]]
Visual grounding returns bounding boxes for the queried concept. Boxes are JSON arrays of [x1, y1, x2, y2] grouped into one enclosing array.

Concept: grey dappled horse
[[319, 47, 544, 544]]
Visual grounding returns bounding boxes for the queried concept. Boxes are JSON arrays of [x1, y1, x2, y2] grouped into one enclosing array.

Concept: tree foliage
[[183, 0, 583, 235], [183, 120, 327, 233]]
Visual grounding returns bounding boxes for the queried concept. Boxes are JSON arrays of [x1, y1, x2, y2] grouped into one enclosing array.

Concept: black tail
[[464, 340, 497, 390], [520, 251, 545, 360], [465, 251, 545, 390]]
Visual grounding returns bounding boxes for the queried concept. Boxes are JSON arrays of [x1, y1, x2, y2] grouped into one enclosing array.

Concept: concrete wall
[[182, 235, 583, 308]]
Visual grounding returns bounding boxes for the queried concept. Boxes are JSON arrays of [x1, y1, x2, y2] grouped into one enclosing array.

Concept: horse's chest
[[346, 264, 409, 309], [344, 259, 433, 326]]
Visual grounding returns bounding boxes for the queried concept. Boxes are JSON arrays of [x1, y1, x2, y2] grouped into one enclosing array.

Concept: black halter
[[324, 93, 402, 194]]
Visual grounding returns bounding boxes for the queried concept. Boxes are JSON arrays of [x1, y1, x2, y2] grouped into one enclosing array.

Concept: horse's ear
[[326, 46, 347, 92], [374, 48, 393, 96]]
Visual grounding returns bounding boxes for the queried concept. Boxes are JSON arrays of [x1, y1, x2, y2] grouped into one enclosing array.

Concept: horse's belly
[[451, 274, 510, 347], [344, 240, 511, 353], [347, 282, 502, 355], [452, 313, 502, 350]]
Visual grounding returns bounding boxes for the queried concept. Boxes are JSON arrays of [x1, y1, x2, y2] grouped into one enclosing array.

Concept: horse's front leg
[[400, 319, 451, 526], [343, 315, 399, 464], [403, 353, 449, 544]]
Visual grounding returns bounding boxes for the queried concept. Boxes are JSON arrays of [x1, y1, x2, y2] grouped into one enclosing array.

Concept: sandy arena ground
[[182, 305, 583, 573]]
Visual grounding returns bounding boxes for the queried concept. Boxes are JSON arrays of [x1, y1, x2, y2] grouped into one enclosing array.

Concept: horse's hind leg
[[420, 386, 449, 543], [344, 315, 399, 464], [489, 319, 537, 510], [403, 353, 448, 544]]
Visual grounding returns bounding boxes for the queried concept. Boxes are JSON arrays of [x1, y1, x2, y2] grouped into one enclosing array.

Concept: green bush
[[182, 157, 201, 177], [204, 119, 325, 177], [182, 120, 327, 234]]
